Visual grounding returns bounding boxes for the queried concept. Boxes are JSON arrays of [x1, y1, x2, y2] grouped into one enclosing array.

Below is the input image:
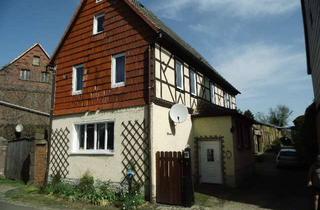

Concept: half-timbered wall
[[53, 0, 154, 116], [154, 44, 236, 110]]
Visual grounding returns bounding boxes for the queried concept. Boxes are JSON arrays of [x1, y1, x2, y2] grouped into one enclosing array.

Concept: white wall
[[150, 103, 193, 199], [50, 106, 146, 182]]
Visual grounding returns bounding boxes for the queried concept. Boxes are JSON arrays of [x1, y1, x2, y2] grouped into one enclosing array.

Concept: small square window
[[175, 60, 184, 90], [32, 56, 40, 66], [93, 14, 105, 35], [20, 69, 31, 80], [72, 64, 84, 95], [112, 53, 126, 88]]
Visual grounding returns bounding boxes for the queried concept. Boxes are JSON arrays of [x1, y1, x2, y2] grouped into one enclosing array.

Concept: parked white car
[[276, 148, 303, 168]]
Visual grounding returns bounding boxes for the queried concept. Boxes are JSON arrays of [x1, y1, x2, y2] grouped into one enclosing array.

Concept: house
[[48, 0, 254, 201], [253, 122, 288, 154], [301, 0, 320, 148], [0, 44, 51, 139]]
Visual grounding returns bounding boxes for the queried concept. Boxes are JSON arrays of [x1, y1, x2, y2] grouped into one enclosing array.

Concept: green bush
[[42, 172, 145, 209]]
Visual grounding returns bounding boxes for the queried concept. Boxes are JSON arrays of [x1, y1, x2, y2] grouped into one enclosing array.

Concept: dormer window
[[93, 13, 105, 35], [32, 56, 40, 66]]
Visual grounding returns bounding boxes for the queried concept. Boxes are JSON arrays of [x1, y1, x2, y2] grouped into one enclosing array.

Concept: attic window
[[93, 13, 105, 35], [33, 56, 40, 66]]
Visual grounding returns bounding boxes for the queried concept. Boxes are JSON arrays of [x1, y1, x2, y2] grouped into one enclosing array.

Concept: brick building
[[0, 43, 51, 139]]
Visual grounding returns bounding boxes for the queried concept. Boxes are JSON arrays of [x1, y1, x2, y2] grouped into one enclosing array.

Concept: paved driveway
[[194, 152, 311, 210]]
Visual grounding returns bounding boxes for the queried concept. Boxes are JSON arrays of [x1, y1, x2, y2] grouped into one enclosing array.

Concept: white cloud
[[151, 0, 299, 19], [212, 42, 307, 98]]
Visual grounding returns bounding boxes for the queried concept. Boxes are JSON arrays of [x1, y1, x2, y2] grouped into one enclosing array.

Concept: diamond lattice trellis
[[50, 128, 70, 178], [121, 120, 149, 185]]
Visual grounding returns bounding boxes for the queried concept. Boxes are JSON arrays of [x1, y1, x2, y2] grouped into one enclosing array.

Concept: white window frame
[[73, 121, 115, 155], [93, 13, 105, 35], [175, 60, 184, 90], [210, 83, 216, 104], [72, 64, 84, 95], [190, 69, 197, 96], [111, 53, 126, 88], [96, 0, 103, 3]]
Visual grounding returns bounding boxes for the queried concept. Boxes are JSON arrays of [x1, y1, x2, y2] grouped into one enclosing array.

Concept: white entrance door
[[199, 141, 223, 184]]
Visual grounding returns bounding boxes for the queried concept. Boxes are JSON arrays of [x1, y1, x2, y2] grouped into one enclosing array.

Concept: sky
[[0, 0, 314, 124]]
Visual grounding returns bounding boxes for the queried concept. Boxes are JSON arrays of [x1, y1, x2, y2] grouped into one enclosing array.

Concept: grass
[[0, 177, 120, 210]]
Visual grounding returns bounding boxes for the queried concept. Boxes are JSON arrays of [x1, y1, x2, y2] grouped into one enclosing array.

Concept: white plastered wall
[[149, 103, 193, 199], [50, 106, 146, 182]]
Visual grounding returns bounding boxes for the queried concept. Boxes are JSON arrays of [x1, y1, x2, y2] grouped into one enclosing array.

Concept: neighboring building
[[253, 123, 283, 154], [301, 0, 320, 147], [49, 0, 254, 200], [0, 44, 51, 139]]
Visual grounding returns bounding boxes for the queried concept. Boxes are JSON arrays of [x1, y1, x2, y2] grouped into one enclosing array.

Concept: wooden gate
[[6, 138, 33, 183], [156, 151, 183, 205]]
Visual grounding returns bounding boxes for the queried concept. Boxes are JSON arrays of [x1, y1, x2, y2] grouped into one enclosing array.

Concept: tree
[[256, 105, 293, 127], [243, 110, 255, 120], [268, 105, 293, 127]]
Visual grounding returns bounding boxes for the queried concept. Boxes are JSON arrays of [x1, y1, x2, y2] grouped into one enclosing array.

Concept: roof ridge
[[8, 43, 50, 66]]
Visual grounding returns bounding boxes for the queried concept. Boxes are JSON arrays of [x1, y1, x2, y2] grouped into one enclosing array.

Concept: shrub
[[41, 172, 145, 209], [76, 172, 95, 194]]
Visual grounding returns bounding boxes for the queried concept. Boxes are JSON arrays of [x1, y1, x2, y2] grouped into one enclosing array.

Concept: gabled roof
[[7, 43, 50, 66], [51, 0, 240, 94]]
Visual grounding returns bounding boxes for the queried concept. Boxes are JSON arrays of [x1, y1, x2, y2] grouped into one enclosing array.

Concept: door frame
[[194, 136, 225, 185]]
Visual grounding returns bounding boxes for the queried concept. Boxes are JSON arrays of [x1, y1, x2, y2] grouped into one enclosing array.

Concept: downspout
[[44, 64, 57, 185], [147, 44, 154, 201]]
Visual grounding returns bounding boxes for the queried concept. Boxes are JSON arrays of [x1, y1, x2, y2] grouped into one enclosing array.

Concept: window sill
[[72, 90, 83, 96], [70, 151, 115, 156], [111, 82, 125, 88], [93, 31, 104, 36]]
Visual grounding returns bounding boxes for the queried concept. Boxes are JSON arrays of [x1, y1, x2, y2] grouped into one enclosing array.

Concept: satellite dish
[[15, 124, 24, 133], [169, 104, 188, 123]]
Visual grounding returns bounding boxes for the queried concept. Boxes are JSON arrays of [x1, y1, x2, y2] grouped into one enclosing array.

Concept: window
[[215, 86, 225, 107], [175, 60, 184, 90], [72, 64, 84, 95], [231, 96, 237, 109], [75, 122, 115, 153], [41, 72, 50, 83], [210, 83, 215, 104], [112, 53, 126, 88], [207, 149, 215, 162], [32, 56, 40, 66], [20, 69, 30, 80], [190, 70, 197, 95], [224, 93, 231, 109], [93, 13, 105, 34]]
